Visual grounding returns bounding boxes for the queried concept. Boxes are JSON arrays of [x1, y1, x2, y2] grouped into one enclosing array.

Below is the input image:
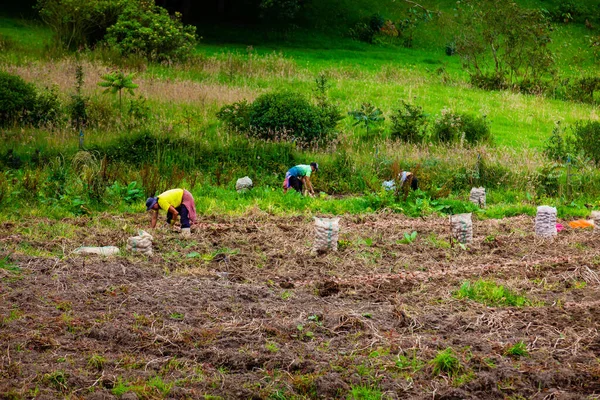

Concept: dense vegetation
[[1, 0, 600, 220]]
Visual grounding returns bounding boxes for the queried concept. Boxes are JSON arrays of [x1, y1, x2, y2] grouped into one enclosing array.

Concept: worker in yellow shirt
[[146, 188, 197, 237]]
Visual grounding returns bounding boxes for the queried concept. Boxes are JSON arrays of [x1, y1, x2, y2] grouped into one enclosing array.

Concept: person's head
[[146, 197, 159, 211], [310, 162, 319, 173]]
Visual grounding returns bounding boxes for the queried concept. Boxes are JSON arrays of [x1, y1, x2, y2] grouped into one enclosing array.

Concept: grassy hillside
[[1, 0, 600, 219]]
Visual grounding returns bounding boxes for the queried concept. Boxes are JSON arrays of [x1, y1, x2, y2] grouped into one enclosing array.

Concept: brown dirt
[[1, 213, 600, 399]]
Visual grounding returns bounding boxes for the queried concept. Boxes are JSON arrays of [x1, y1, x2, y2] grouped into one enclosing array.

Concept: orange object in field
[[568, 219, 594, 229]]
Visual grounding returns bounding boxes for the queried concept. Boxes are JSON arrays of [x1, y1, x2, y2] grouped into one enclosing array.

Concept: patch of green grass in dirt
[[454, 279, 532, 307], [347, 384, 383, 400], [431, 348, 462, 377], [0, 256, 21, 274], [504, 341, 529, 358]]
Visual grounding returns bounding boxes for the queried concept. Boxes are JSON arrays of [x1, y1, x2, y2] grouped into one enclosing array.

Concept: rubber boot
[[181, 228, 191, 238]]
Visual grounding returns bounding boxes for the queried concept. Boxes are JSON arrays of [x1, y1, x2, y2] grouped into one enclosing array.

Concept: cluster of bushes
[[376, 101, 491, 145], [347, 9, 430, 47], [0, 69, 150, 130], [37, 0, 196, 62]]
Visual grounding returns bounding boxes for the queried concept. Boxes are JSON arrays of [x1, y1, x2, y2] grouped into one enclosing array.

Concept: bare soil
[[1, 213, 600, 399]]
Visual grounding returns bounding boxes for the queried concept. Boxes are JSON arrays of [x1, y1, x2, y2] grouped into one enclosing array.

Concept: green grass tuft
[[504, 341, 529, 358], [347, 385, 382, 400], [454, 279, 531, 307], [430, 348, 462, 377]]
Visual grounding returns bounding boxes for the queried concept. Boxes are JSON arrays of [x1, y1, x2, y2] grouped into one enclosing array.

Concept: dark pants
[[167, 205, 190, 228], [409, 176, 418, 190], [289, 176, 303, 193]]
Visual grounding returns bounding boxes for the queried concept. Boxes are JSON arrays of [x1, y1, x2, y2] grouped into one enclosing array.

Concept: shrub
[[0, 71, 37, 126], [572, 120, 600, 166], [543, 121, 574, 162], [432, 110, 490, 145], [460, 113, 491, 144], [37, 0, 126, 50], [105, 0, 197, 62], [390, 100, 428, 143], [32, 86, 64, 127], [432, 109, 462, 143], [216, 100, 252, 133], [248, 91, 339, 145]]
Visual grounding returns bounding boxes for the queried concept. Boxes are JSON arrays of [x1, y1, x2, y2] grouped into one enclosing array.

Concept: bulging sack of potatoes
[[313, 217, 340, 253], [450, 213, 473, 244], [592, 211, 600, 233], [127, 230, 153, 256], [469, 187, 486, 208]]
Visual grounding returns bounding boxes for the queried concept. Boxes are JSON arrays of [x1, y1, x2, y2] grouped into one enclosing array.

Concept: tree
[[348, 103, 384, 137], [98, 71, 138, 110], [455, 0, 554, 89]]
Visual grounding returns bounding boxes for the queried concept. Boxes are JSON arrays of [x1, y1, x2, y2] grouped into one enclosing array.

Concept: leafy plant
[[504, 341, 528, 358], [430, 348, 462, 377], [397, 231, 418, 244], [87, 354, 106, 370], [454, 279, 531, 307], [348, 103, 384, 137], [98, 70, 138, 110]]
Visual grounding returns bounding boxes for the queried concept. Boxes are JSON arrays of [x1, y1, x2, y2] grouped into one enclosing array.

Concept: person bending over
[[283, 162, 318, 196], [146, 188, 197, 237]]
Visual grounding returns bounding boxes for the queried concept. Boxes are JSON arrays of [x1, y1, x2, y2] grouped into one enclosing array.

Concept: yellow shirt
[[157, 189, 183, 212]]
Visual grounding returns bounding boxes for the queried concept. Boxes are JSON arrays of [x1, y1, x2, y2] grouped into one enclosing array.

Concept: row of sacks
[[74, 230, 154, 257]]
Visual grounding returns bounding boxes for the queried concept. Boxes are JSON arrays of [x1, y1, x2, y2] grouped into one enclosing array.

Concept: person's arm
[[150, 210, 158, 228], [168, 205, 179, 225], [304, 176, 315, 196]]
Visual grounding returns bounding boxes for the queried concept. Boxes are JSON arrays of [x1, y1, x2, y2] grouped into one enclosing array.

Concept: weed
[[43, 370, 68, 392], [430, 348, 462, 377], [169, 312, 185, 320], [265, 341, 279, 353], [87, 354, 106, 371], [454, 279, 531, 307], [397, 231, 418, 244], [396, 350, 424, 373], [504, 341, 529, 358], [280, 290, 292, 300], [147, 376, 172, 396], [347, 384, 382, 399]]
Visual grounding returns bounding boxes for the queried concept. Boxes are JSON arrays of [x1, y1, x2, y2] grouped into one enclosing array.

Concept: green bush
[[248, 91, 339, 146], [432, 109, 462, 143], [432, 110, 490, 145], [460, 113, 491, 144], [389, 100, 428, 143], [216, 100, 252, 133], [105, 0, 197, 62], [543, 121, 574, 162], [573, 120, 600, 166], [37, 0, 126, 50], [0, 71, 37, 126], [32, 86, 64, 127]]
